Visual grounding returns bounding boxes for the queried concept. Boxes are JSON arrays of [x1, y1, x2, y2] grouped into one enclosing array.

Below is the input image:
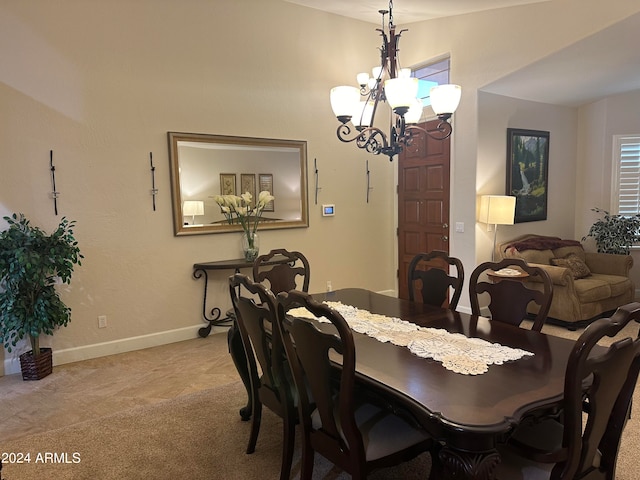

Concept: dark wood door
[[398, 120, 451, 300]]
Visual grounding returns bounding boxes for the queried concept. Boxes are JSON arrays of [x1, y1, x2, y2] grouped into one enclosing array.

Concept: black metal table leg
[[193, 268, 234, 337]]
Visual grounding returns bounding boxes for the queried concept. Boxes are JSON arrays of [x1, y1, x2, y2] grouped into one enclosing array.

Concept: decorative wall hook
[[314, 158, 322, 205], [150, 152, 158, 211], [49, 150, 59, 215]]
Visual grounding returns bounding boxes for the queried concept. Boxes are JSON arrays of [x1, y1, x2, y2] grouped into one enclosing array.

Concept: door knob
[[442, 235, 449, 242], [442, 223, 449, 229]]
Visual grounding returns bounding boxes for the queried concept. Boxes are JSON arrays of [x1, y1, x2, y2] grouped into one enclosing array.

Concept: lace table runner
[[288, 301, 534, 375]]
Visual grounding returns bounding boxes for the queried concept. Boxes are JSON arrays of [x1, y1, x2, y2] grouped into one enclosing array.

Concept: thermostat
[[322, 204, 335, 216]]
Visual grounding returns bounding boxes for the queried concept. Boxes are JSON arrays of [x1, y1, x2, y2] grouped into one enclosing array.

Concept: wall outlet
[[98, 315, 107, 328], [326, 280, 332, 292]]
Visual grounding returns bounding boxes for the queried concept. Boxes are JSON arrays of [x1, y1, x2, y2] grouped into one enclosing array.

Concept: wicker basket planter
[[19, 348, 53, 381]]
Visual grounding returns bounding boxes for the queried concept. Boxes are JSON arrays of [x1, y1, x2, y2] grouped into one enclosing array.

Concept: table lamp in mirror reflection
[[183, 200, 205, 226], [479, 195, 516, 260]]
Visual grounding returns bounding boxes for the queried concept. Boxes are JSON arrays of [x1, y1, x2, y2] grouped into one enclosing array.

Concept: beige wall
[[2, 0, 640, 372], [576, 90, 640, 295], [477, 92, 578, 254], [0, 0, 397, 372]]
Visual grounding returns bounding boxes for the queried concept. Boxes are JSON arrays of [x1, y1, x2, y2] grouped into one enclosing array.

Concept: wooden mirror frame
[[168, 132, 309, 236]]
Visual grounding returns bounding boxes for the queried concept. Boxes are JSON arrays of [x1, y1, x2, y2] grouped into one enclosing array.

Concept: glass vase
[[241, 231, 260, 262]]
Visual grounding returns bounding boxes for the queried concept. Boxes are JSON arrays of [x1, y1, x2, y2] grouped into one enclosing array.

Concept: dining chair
[[276, 289, 437, 480], [407, 250, 464, 309], [469, 258, 553, 331], [495, 301, 640, 480], [253, 248, 310, 294], [228, 273, 296, 480]]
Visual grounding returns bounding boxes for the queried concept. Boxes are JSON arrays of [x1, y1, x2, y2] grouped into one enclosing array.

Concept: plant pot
[[19, 348, 53, 381]]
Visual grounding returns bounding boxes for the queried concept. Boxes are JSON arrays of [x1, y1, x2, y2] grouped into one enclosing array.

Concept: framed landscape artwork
[[506, 128, 550, 223]]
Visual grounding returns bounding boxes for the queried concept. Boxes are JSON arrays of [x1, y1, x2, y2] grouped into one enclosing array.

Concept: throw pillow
[[551, 253, 591, 279]]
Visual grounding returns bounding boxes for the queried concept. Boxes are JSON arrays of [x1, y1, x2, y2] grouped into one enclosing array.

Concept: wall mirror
[[168, 132, 309, 236]]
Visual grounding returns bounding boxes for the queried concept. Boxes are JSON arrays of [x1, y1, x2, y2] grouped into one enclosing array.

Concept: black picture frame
[[506, 128, 550, 223]]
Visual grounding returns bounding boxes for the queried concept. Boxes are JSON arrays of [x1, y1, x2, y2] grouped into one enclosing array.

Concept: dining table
[[229, 287, 577, 480]]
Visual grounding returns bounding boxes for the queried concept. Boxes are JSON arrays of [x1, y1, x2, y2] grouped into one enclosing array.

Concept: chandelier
[[329, 0, 462, 161]]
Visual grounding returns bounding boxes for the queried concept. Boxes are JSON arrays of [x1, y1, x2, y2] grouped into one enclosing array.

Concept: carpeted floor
[[1, 321, 639, 479], [0, 381, 431, 480], [1, 376, 639, 479]]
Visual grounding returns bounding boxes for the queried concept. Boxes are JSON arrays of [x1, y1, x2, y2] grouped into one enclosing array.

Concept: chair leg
[[279, 412, 295, 480], [300, 443, 314, 480], [428, 445, 443, 480], [246, 401, 262, 454]]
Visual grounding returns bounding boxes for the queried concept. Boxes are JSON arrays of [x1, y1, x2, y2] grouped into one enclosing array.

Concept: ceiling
[[284, 1, 640, 107], [480, 11, 640, 107], [284, 0, 550, 25]]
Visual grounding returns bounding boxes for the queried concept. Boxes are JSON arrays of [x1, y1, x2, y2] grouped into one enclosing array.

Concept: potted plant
[[582, 207, 640, 254], [0, 213, 83, 380]]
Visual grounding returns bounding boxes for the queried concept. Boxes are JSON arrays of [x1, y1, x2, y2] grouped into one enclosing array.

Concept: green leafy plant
[[0, 213, 83, 357], [582, 207, 640, 255]]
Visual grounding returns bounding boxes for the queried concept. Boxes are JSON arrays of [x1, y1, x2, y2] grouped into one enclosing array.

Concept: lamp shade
[[356, 72, 370, 87], [330, 86, 360, 120], [405, 98, 424, 124], [183, 200, 204, 217], [479, 195, 515, 225], [430, 84, 462, 115], [352, 101, 375, 128], [384, 77, 419, 110]]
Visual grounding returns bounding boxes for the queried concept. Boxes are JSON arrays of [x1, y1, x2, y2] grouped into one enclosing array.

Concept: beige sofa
[[495, 234, 634, 329]]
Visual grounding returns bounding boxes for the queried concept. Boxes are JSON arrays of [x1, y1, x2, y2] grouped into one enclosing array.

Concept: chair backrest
[[407, 250, 464, 309], [253, 248, 310, 294], [469, 258, 553, 331], [553, 302, 640, 479], [229, 273, 290, 414], [276, 290, 367, 470]]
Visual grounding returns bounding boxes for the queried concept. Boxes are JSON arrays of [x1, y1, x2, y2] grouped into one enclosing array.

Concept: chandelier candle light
[[330, 0, 461, 160], [213, 191, 275, 262]]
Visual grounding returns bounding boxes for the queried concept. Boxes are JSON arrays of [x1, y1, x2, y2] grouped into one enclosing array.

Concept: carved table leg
[[227, 320, 252, 421], [439, 445, 501, 480]]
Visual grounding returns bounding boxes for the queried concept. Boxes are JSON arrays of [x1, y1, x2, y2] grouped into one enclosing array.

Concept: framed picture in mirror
[[220, 174, 236, 196], [259, 173, 274, 211], [240, 174, 256, 199]]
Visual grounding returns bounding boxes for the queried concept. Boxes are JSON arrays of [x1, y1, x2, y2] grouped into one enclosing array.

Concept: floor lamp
[[183, 200, 204, 225], [479, 195, 516, 261]]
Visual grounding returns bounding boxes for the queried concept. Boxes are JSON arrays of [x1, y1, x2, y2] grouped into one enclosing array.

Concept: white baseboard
[[3, 324, 228, 376], [376, 289, 397, 297]]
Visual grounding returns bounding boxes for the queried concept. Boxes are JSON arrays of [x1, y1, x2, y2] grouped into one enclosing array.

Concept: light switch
[[455, 222, 464, 233]]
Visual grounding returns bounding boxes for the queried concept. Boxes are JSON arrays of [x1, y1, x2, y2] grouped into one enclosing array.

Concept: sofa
[[495, 234, 634, 329]]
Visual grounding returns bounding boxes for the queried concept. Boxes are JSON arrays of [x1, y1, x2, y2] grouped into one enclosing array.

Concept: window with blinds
[[613, 135, 640, 215]]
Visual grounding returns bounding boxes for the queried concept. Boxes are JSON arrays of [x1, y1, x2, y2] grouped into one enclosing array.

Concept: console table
[[192, 259, 257, 338], [193, 255, 291, 337]]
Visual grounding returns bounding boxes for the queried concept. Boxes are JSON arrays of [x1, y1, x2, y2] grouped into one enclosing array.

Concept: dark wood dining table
[[229, 287, 577, 480]]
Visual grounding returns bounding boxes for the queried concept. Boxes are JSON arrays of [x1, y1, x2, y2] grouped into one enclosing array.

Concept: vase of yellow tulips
[[213, 190, 275, 262]]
